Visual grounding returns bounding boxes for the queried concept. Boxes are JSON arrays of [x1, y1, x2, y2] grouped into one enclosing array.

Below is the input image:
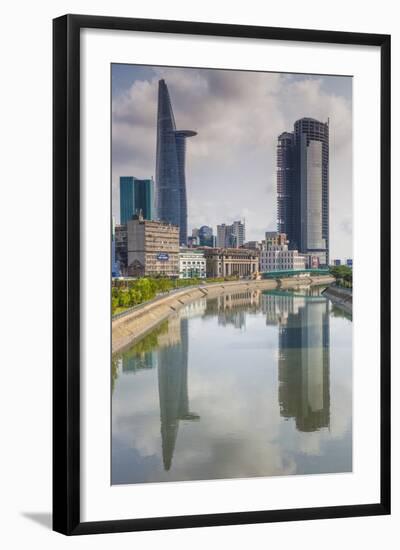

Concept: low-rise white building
[[260, 244, 306, 272], [179, 248, 206, 279]]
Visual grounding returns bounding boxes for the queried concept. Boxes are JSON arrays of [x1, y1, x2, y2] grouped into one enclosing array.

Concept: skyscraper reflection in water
[[264, 288, 330, 432], [157, 317, 199, 471]]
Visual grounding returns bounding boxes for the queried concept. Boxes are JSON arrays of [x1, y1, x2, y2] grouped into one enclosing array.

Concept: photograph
[[110, 64, 353, 485]]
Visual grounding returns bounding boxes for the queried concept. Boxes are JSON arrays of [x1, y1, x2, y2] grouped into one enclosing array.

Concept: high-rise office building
[[155, 79, 197, 245], [119, 176, 154, 224], [217, 220, 245, 248], [217, 224, 230, 248], [231, 220, 245, 248], [277, 118, 329, 265], [198, 225, 214, 247]]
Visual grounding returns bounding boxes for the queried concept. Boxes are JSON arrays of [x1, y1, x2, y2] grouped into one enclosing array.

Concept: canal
[[112, 285, 352, 484]]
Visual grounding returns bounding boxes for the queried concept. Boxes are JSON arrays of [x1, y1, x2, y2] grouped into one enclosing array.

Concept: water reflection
[[112, 285, 352, 484], [204, 289, 261, 329], [158, 317, 199, 470], [263, 290, 330, 432]]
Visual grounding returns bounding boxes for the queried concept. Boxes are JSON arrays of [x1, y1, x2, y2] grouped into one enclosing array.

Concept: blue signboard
[[157, 252, 169, 261]]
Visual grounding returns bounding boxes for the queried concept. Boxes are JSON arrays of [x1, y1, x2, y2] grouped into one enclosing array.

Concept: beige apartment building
[[127, 215, 179, 277]]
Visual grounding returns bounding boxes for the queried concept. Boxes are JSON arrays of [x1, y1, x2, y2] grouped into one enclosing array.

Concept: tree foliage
[[111, 275, 239, 315], [329, 265, 352, 288]]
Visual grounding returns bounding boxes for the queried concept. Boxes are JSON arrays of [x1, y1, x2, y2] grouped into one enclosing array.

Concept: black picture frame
[[53, 14, 391, 535]]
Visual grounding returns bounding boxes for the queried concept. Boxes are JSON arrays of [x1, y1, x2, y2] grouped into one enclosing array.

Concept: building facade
[[155, 79, 197, 245], [260, 244, 306, 272], [179, 249, 206, 279], [202, 248, 259, 278], [260, 232, 305, 272], [277, 118, 329, 266], [242, 241, 261, 250], [127, 215, 179, 277], [120, 176, 154, 224], [264, 231, 288, 248]]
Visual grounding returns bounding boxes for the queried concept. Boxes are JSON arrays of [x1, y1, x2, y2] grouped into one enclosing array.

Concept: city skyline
[[112, 64, 352, 259]]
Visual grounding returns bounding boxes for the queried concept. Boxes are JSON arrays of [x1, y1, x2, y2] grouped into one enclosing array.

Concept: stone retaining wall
[[323, 285, 353, 315]]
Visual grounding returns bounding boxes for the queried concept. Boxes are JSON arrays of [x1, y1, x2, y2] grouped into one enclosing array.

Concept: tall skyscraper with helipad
[[155, 79, 197, 245]]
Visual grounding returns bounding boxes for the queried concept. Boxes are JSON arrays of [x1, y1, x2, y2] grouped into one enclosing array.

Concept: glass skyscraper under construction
[[155, 79, 197, 245]]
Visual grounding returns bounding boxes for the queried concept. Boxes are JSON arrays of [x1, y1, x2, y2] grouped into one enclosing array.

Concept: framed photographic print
[[53, 14, 390, 535]]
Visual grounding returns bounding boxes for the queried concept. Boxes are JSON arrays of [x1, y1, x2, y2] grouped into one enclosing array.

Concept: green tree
[[128, 288, 142, 306], [329, 265, 352, 288], [111, 296, 119, 314], [135, 278, 156, 302], [118, 290, 131, 307]]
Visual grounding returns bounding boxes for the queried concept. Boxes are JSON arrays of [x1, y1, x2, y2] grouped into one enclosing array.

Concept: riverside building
[[260, 245, 306, 272], [127, 214, 179, 277], [202, 248, 259, 278], [179, 248, 206, 279], [260, 232, 306, 272]]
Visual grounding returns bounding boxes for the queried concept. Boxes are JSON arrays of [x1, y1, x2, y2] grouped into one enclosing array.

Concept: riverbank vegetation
[[329, 265, 352, 289], [112, 276, 239, 315]]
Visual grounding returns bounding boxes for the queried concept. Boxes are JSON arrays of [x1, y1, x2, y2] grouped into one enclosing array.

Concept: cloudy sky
[[112, 64, 352, 260]]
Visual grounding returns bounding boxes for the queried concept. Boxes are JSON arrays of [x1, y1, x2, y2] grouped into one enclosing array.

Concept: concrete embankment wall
[[278, 275, 335, 289], [112, 275, 335, 354], [323, 285, 353, 315]]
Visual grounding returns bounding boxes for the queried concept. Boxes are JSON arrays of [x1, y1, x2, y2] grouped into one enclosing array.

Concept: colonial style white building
[[260, 242, 306, 273], [179, 248, 206, 279]]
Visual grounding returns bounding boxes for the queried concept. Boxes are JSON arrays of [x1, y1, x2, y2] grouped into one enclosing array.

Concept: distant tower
[[155, 79, 197, 245], [216, 221, 245, 248], [277, 118, 329, 266], [231, 220, 245, 248], [198, 225, 213, 247]]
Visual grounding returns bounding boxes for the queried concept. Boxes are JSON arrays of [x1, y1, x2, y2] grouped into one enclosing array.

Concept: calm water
[[112, 286, 352, 484]]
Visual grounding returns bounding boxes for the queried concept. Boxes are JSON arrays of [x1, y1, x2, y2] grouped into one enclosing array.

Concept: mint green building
[[120, 176, 154, 224]]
